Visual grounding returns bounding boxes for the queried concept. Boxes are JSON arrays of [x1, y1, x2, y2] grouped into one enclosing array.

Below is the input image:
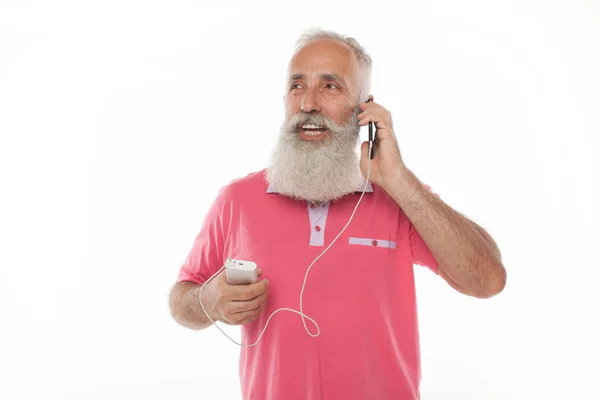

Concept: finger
[[232, 290, 268, 313], [231, 300, 268, 325], [232, 313, 259, 325], [358, 100, 374, 111], [233, 290, 267, 313], [230, 278, 269, 301], [369, 114, 389, 130], [358, 117, 370, 126], [359, 111, 386, 128], [357, 109, 370, 121]]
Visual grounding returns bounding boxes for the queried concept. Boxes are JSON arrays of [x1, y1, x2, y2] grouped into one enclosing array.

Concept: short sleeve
[[409, 184, 439, 274], [176, 187, 231, 285]]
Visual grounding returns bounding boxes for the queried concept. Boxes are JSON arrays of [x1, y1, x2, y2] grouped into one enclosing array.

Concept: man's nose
[[300, 88, 321, 113]]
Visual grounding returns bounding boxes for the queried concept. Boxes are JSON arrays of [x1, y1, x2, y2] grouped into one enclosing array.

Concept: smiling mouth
[[299, 123, 328, 140]]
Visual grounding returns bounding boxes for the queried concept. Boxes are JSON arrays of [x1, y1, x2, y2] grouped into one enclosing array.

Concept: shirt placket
[[307, 201, 331, 246]]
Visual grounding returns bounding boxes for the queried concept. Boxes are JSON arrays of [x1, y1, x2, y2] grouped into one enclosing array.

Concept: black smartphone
[[367, 98, 375, 159]]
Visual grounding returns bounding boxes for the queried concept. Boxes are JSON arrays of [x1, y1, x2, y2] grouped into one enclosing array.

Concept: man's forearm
[[169, 281, 214, 330], [383, 167, 506, 298]]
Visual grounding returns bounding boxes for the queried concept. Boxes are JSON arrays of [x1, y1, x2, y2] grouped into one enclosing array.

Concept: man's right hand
[[199, 268, 269, 325]]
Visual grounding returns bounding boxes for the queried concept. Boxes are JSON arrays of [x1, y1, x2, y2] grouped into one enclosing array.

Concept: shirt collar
[[266, 181, 373, 194]]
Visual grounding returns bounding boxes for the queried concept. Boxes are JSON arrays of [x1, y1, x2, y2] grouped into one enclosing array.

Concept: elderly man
[[169, 28, 506, 400]]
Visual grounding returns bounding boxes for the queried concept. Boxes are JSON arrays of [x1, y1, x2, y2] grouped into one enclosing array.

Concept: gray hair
[[290, 28, 372, 103]]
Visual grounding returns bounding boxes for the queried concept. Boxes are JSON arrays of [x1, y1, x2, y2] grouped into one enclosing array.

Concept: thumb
[[257, 268, 263, 277], [361, 141, 370, 159], [360, 141, 372, 168]]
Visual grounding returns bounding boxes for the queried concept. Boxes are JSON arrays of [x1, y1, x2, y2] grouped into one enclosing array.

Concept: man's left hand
[[357, 98, 406, 188]]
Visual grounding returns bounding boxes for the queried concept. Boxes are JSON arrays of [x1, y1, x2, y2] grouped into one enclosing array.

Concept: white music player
[[225, 257, 258, 285]]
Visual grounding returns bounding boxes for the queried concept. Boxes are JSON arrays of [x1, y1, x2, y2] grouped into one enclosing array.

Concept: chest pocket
[[348, 236, 397, 249]]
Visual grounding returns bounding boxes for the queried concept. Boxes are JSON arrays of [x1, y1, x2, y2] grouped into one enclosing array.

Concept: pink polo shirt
[[177, 169, 439, 400]]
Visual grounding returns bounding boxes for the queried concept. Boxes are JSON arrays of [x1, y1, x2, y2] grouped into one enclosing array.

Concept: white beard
[[266, 108, 365, 204]]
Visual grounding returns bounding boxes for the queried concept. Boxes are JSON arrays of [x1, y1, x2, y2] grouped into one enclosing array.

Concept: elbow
[[168, 284, 185, 325], [168, 282, 210, 331], [477, 262, 507, 299], [168, 284, 194, 329]]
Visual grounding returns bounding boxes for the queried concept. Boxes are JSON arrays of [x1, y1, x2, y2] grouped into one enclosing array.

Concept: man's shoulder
[[217, 168, 268, 200]]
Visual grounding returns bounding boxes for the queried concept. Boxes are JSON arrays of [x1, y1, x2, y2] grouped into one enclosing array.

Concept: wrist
[[381, 165, 415, 199], [197, 285, 218, 322]]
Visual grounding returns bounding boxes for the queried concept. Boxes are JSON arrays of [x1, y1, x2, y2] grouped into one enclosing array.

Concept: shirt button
[[315, 226, 321, 232], [372, 240, 378, 247]]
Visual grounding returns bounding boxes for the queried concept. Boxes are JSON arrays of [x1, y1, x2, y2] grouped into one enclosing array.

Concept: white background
[[1, 0, 599, 399]]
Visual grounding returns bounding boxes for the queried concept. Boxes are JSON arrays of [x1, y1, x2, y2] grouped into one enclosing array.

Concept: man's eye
[[326, 84, 339, 89], [291, 84, 302, 89]]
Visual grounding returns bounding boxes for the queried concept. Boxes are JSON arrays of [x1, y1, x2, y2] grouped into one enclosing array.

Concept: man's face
[[284, 39, 361, 141], [266, 39, 366, 204]]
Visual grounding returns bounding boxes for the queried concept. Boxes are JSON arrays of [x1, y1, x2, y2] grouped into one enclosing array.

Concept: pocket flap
[[349, 237, 396, 249]]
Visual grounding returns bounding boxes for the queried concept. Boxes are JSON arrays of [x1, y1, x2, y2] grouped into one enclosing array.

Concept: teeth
[[304, 131, 323, 136], [302, 124, 324, 129]]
